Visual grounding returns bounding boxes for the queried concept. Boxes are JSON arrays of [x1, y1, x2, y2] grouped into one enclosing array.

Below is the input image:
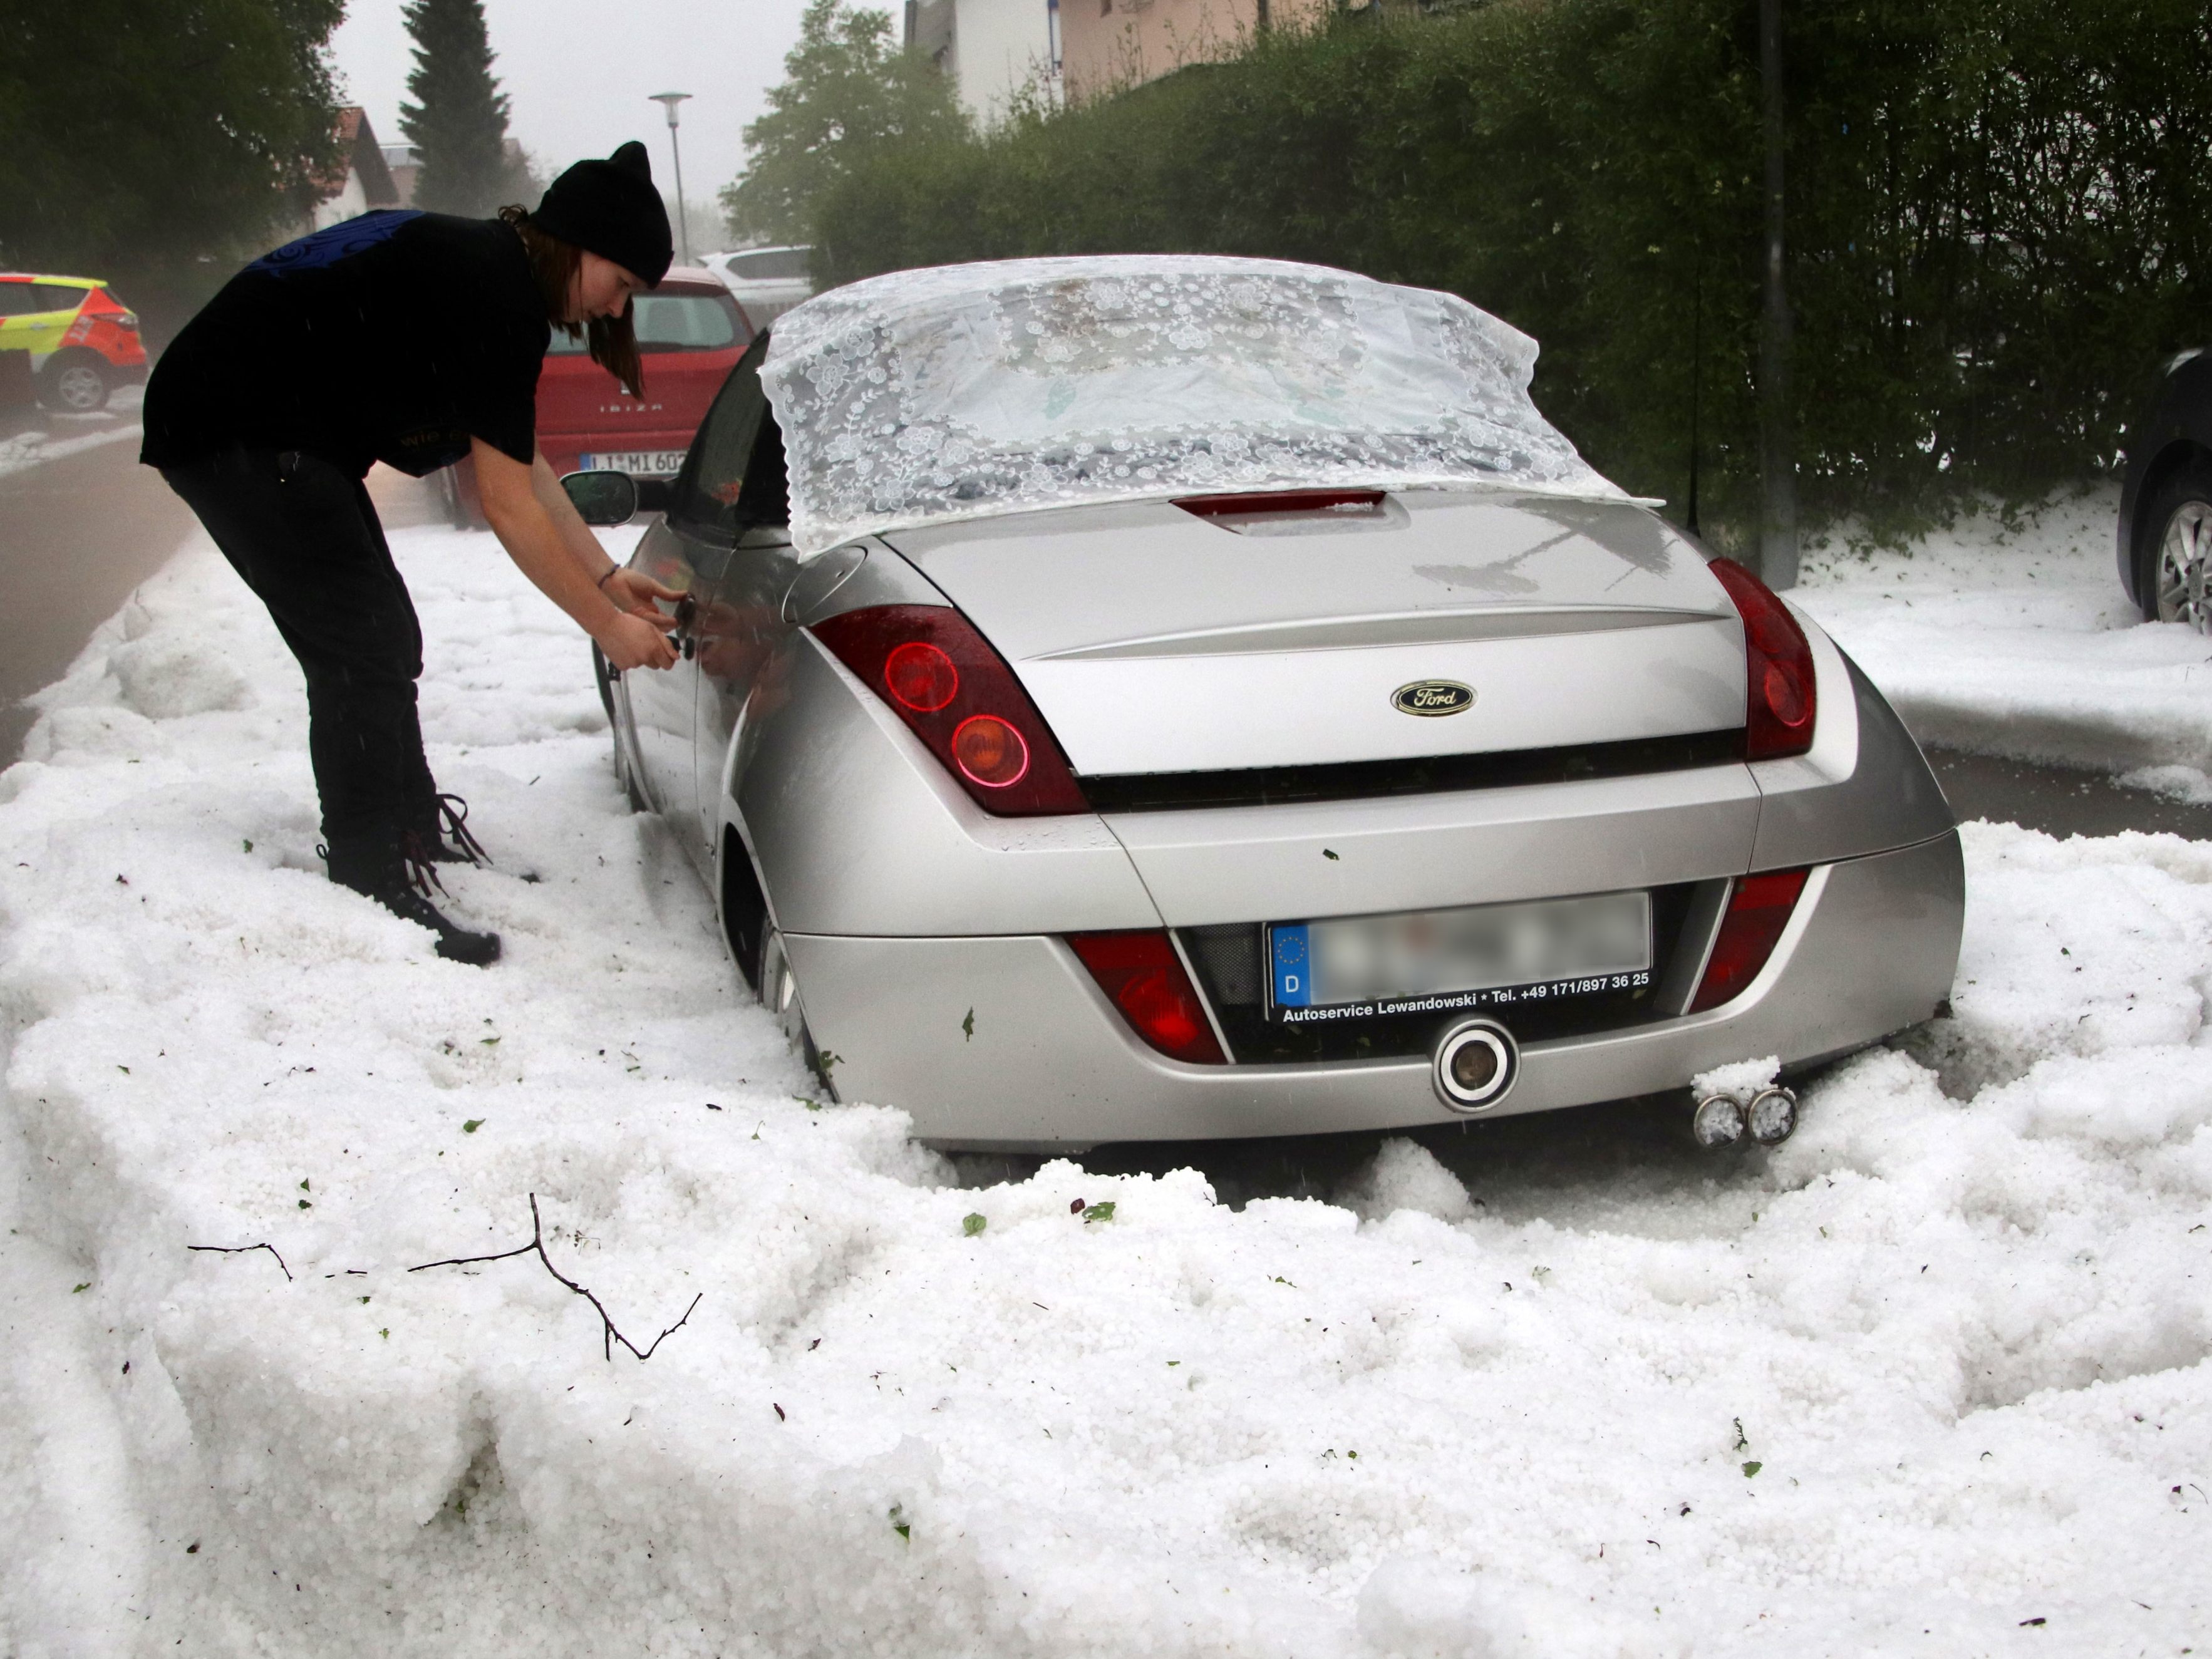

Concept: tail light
[[1707, 559, 1816, 760], [811, 604, 1089, 816], [1067, 931, 1227, 1064], [1688, 868, 1809, 1012]]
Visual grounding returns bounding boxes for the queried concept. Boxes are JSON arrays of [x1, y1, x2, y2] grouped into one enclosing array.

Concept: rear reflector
[[1688, 868, 1809, 1013], [1068, 931, 1227, 1065], [812, 605, 1090, 816], [1707, 559, 1817, 760]]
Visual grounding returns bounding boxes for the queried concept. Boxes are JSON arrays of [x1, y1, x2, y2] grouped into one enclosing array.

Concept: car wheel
[[39, 355, 106, 413], [2141, 472, 2212, 633]]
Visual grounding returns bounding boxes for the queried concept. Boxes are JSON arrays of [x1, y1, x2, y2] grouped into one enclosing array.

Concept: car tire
[[38, 353, 107, 413], [2137, 467, 2212, 633]]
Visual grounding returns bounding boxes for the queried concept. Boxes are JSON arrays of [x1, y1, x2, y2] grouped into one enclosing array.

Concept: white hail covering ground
[[0, 421, 140, 482], [3, 495, 2210, 1658], [1795, 488, 2212, 795], [762, 256, 1623, 554]]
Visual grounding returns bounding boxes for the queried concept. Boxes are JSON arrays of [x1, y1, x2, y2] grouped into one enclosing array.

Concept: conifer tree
[[398, 0, 532, 215]]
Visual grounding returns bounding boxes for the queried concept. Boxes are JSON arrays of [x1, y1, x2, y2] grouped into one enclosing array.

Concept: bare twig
[[408, 1194, 701, 1362], [187, 1242, 292, 1281]]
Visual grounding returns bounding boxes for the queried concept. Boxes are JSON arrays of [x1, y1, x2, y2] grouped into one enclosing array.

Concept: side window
[[670, 331, 788, 536], [0, 282, 37, 317], [33, 284, 85, 313]]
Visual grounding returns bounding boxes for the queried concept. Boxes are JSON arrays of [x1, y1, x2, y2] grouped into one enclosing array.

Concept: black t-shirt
[[141, 210, 550, 478]]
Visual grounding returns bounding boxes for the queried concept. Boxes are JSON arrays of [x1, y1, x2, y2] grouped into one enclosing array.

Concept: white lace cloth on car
[[760, 254, 1624, 554]]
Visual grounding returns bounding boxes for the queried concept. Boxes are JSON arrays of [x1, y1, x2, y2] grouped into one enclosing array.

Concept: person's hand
[[604, 567, 681, 619], [596, 609, 679, 671]]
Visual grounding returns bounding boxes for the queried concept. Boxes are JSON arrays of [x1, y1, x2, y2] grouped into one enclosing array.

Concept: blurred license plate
[[581, 449, 685, 476], [1268, 891, 1651, 1023]]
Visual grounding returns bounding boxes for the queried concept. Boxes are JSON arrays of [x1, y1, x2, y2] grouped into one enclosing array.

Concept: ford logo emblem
[[1391, 680, 1476, 717]]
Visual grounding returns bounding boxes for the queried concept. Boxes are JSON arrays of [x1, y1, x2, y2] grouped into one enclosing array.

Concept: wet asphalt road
[[0, 393, 193, 763]]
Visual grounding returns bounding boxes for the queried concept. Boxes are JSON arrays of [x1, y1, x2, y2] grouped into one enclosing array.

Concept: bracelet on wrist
[[595, 567, 619, 591]]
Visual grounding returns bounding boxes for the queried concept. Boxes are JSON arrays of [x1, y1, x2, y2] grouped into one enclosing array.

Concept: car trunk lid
[[878, 490, 1746, 780]]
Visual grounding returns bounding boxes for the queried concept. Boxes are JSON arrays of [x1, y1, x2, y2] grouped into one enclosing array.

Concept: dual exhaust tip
[[1429, 1018, 1800, 1150], [1692, 1084, 1798, 1149]]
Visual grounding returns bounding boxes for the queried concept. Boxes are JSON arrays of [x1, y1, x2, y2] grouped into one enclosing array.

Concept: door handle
[[673, 593, 698, 630], [681, 636, 696, 661]]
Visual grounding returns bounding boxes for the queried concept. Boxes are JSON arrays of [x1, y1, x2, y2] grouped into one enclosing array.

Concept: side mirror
[[560, 468, 638, 526]]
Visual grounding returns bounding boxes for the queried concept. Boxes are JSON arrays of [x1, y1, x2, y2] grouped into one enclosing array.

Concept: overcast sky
[[328, 0, 814, 227]]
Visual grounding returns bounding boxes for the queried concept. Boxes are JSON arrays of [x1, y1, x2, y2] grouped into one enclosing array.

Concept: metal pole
[[650, 93, 693, 268], [1757, 0, 1797, 587]]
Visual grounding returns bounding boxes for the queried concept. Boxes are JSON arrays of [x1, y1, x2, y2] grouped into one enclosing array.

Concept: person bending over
[[142, 142, 683, 966]]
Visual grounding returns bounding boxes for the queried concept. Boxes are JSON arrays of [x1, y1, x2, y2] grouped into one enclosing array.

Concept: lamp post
[[649, 91, 693, 268]]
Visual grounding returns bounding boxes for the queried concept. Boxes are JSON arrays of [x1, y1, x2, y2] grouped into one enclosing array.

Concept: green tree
[[720, 0, 969, 246], [399, 0, 533, 216], [0, 0, 344, 335]]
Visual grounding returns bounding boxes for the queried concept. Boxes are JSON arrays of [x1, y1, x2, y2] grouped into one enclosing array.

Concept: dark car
[[2117, 348, 2212, 633]]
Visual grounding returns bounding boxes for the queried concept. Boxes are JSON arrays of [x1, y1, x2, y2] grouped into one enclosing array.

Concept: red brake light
[[884, 641, 958, 711], [812, 604, 1089, 816], [1067, 931, 1227, 1065], [1707, 559, 1816, 760], [953, 714, 1028, 787], [1688, 869, 1809, 1013]]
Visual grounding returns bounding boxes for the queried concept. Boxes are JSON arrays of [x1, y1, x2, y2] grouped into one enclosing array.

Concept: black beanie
[[532, 141, 674, 286]]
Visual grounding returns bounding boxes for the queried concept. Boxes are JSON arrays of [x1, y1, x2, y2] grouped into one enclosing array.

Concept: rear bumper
[[784, 827, 1963, 1149]]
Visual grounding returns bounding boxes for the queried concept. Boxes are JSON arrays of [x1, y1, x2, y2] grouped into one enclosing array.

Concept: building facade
[[905, 0, 1063, 125], [1058, 0, 1328, 102]]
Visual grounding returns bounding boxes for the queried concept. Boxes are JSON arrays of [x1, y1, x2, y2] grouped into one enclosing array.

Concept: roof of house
[[312, 108, 401, 210]]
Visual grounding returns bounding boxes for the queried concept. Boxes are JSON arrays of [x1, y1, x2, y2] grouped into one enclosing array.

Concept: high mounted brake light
[[1175, 488, 1387, 519], [810, 604, 1090, 817], [1707, 559, 1817, 761]]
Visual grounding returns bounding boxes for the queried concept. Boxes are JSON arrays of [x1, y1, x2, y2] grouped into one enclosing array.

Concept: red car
[[441, 266, 750, 523]]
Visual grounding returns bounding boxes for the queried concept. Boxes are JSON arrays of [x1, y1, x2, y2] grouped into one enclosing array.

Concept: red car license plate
[[581, 449, 686, 477]]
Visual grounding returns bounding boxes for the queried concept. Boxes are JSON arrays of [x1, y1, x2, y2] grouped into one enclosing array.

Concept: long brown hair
[[500, 205, 645, 398]]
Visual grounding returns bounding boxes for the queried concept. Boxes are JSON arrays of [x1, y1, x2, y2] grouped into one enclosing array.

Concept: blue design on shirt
[[247, 210, 423, 277]]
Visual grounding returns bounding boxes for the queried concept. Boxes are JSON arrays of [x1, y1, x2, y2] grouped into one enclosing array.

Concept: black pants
[[163, 447, 436, 845]]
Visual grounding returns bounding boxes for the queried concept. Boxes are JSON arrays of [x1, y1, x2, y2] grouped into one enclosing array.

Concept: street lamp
[[649, 91, 693, 268]]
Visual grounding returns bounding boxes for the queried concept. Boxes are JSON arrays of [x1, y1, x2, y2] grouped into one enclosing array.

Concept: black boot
[[406, 791, 490, 867], [323, 831, 502, 966]]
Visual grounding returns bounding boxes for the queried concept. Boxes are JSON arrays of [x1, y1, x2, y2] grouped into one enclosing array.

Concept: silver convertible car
[[574, 256, 1963, 1150]]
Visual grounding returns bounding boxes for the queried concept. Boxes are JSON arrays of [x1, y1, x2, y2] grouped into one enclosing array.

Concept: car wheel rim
[[2156, 500, 2212, 634], [54, 365, 102, 411]]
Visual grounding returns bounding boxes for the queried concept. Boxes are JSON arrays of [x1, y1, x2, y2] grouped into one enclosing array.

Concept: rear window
[[547, 291, 744, 356]]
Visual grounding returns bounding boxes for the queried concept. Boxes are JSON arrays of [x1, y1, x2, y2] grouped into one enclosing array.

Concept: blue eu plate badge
[[1271, 924, 1311, 1008]]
